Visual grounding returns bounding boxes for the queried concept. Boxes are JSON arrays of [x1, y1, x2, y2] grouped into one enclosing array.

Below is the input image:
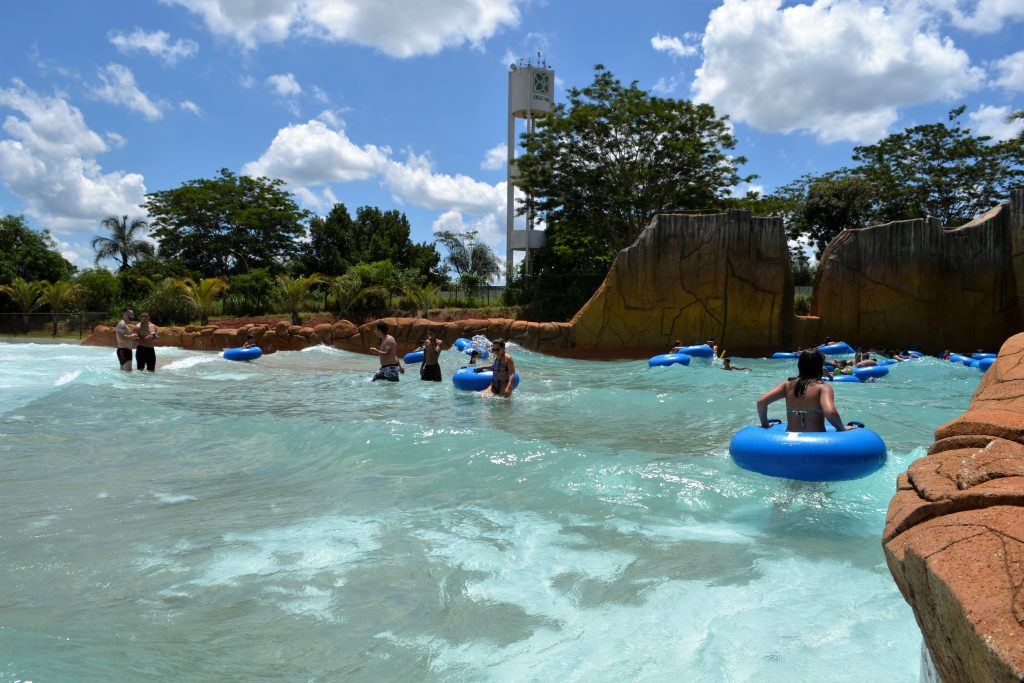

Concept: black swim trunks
[[136, 346, 156, 372], [420, 363, 442, 381], [372, 364, 400, 382], [116, 347, 133, 366]]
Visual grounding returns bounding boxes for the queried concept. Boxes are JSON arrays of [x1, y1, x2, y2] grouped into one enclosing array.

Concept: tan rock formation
[[569, 209, 793, 357], [884, 332, 1024, 682], [806, 188, 1024, 353]]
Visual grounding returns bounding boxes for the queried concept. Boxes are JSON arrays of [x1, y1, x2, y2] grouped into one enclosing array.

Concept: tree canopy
[[145, 169, 310, 276], [0, 215, 75, 286], [91, 215, 154, 271]]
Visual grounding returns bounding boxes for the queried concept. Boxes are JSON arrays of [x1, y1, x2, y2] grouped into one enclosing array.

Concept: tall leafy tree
[[38, 280, 80, 336], [516, 65, 748, 258], [329, 274, 388, 320], [851, 106, 1024, 227], [0, 278, 43, 330], [435, 230, 502, 286], [145, 169, 309, 276], [0, 215, 74, 286], [275, 274, 323, 325], [176, 277, 228, 325], [90, 215, 154, 270]]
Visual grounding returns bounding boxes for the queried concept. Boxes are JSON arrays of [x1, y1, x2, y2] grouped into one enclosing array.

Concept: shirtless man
[[420, 329, 443, 382], [114, 308, 137, 372], [721, 357, 750, 371], [474, 338, 517, 397], [369, 321, 404, 382], [135, 311, 158, 372]]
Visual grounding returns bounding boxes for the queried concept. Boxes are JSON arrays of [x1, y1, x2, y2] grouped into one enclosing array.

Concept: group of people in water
[[368, 321, 518, 397]]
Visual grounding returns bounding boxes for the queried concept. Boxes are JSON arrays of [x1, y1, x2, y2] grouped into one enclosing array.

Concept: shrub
[[794, 293, 811, 316], [74, 268, 121, 314]]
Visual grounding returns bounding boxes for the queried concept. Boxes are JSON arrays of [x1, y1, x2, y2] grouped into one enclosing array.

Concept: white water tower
[[506, 56, 554, 279]]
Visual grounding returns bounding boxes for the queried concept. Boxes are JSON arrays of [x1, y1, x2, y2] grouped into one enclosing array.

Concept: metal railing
[[0, 312, 113, 338]]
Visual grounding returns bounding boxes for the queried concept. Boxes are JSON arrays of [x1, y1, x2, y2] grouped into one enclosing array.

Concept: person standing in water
[[114, 308, 137, 372], [474, 338, 517, 397], [420, 329, 443, 382], [369, 321, 404, 382], [755, 349, 857, 432], [135, 311, 158, 372]]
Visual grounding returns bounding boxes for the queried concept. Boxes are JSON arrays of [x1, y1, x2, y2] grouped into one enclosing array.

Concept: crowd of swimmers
[[369, 321, 517, 397]]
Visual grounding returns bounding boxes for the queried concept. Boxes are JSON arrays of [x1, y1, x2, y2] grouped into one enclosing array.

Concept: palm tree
[[329, 276, 388, 320], [0, 278, 43, 332], [435, 230, 503, 297], [142, 277, 185, 324], [177, 278, 227, 326], [403, 282, 441, 319], [91, 215, 154, 271], [276, 275, 324, 325], [38, 280, 81, 336]]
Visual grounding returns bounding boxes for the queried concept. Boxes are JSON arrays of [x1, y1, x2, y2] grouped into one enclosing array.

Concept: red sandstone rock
[[884, 332, 1024, 682]]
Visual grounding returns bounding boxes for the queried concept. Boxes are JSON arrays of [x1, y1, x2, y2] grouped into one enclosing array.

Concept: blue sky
[[0, 0, 1022, 270]]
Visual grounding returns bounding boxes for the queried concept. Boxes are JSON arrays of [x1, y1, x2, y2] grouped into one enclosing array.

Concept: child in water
[[468, 349, 480, 366]]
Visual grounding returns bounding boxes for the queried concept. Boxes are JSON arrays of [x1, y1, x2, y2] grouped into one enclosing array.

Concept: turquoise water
[[0, 342, 981, 681]]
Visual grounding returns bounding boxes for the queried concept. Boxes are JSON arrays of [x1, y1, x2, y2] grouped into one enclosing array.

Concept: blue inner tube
[[729, 422, 887, 482], [853, 365, 889, 381], [649, 353, 691, 367], [452, 366, 520, 392], [880, 358, 898, 366], [675, 344, 714, 358], [404, 350, 424, 364], [454, 338, 473, 351], [827, 374, 861, 383], [962, 358, 976, 367], [818, 342, 855, 355], [907, 350, 924, 358], [771, 352, 800, 359], [223, 347, 262, 362], [948, 353, 967, 363], [972, 352, 997, 360], [978, 357, 995, 372]]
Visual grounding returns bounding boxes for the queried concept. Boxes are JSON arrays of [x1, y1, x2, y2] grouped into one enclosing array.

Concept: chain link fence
[[0, 312, 113, 338]]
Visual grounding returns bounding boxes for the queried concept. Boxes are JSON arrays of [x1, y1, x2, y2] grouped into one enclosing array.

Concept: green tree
[[145, 169, 309, 276], [434, 230, 501, 293], [516, 65, 748, 258], [74, 268, 122, 314], [329, 274, 388, 320], [139, 277, 191, 325], [177, 277, 227, 325], [275, 274, 324, 325], [225, 268, 276, 317], [90, 215, 154, 271], [403, 282, 441, 318], [38, 280, 80, 336], [0, 215, 74, 286], [306, 203, 358, 275], [0, 277, 43, 331], [852, 106, 1024, 227]]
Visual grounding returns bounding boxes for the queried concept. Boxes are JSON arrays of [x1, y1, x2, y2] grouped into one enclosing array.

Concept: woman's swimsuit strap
[[787, 407, 823, 427]]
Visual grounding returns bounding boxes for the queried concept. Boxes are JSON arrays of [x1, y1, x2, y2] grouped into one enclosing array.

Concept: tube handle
[[847, 421, 865, 428], [766, 418, 782, 426]]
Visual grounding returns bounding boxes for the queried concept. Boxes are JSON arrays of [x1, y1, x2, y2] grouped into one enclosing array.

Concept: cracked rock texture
[[808, 188, 1024, 353], [884, 332, 1024, 683], [569, 210, 793, 357]]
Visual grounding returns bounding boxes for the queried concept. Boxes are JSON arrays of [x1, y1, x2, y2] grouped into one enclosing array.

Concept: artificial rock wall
[[568, 210, 793, 357]]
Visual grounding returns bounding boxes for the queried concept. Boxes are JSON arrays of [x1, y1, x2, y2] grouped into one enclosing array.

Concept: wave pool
[[0, 342, 981, 681]]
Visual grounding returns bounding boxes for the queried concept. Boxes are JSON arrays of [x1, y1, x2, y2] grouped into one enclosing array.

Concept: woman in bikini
[[474, 338, 516, 397], [755, 349, 855, 432]]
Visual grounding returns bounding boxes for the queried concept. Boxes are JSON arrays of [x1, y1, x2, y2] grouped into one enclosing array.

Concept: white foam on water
[[151, 492, 198, 504], [190, 515, 381, 588], [608, 517, 757, 545], [162, 354, 219, 371], [54, 370, 81, 386], [263, 585, 340, 622], [396, 509, 918, 681]]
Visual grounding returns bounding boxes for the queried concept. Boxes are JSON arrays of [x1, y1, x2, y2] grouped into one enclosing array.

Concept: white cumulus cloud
[[266, 72, 302, 97], [179, 99, 203, 116], [650, 33, 697, 58], [968, 104, 1024, 140], [992, 50, 1024, 92], [91, 64, 164, 121], [162, 0, 520, 57], [384, 151, 503, 214], [481, 143, 507, 170], [108, 28, 199, 65], [938, 0, 1024, 33], [691, 0, 984, 143], [0, 79, 147, 234]]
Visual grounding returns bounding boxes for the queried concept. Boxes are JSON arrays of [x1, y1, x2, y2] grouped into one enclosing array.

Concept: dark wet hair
[[122, 307, 133, 315], [492, 339, 506, 349], [707, 338, 716, 343], [673, 339, 681, 346], [376, 321, 388, 333], [470, 349, 479, 358], [791, 349, 825, 397]]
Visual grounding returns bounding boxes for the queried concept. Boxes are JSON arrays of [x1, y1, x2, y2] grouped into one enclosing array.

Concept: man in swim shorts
[[474, 338, 517, 397], [114, 308, 137, 372], [370, 321, 404, 382], [419, 330, 443, 381], [135, 311, 158, 372]]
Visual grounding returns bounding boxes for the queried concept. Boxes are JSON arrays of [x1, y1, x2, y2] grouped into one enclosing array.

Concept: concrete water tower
[[506, 56, 554, 280]]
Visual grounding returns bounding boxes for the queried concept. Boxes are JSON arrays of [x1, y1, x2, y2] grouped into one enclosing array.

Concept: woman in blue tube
[[755, 349, 857, 432]]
